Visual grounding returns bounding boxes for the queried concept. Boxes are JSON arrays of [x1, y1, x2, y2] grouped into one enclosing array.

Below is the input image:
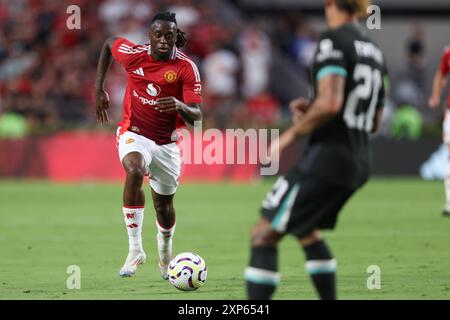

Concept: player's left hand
[[155, 97, 182, 113]]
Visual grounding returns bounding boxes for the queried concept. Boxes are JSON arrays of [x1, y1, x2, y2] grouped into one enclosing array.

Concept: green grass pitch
[[0, 178, 449, 300]]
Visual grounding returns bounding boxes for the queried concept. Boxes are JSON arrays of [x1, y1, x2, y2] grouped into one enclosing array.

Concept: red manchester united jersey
[[112, 37, 202, 144], [439, 45, 450, 107]]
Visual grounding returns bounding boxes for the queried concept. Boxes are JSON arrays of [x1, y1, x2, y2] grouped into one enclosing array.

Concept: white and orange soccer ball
[[168, 252, 207, 291]]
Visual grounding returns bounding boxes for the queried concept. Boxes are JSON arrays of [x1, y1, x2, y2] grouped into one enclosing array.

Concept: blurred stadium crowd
[[0, 0, 443, 138]]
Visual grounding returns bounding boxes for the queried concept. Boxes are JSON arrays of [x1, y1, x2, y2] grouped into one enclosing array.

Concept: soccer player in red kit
[[94, 12, 202, 278], [429, 44, 450, 216]]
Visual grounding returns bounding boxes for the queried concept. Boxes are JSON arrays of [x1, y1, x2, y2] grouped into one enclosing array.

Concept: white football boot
[[159, 261, 169, 280], [119, 250, 147, 277], [157, 234, 172, 280]]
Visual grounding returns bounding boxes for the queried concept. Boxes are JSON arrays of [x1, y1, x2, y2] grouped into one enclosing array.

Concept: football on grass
[[168, 252, 207, 291]]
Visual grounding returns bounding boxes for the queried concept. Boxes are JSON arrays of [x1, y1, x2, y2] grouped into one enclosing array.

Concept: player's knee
[[154, 201, 174, 216], [298, 230, 322, 247], [251, 222, 279, 247], [124, 165, 146, 181]]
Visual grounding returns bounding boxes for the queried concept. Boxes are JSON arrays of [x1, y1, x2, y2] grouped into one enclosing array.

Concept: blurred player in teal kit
[[245, 0, 387, 299]]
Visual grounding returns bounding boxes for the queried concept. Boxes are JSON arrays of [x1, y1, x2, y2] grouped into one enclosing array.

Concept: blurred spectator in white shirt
[[237, 21, 272, 99], [202, 43, 240, 128], [167, 0, 200, 31]]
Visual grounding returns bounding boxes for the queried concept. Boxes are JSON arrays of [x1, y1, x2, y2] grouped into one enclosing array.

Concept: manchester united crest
[[164, 70, 177, 83]]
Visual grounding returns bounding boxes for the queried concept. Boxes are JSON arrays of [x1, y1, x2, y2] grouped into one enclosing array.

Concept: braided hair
[[151, 12, 187, 48]]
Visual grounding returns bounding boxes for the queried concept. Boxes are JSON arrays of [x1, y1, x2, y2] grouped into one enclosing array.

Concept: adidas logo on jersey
[[132, 67, 144, 76]]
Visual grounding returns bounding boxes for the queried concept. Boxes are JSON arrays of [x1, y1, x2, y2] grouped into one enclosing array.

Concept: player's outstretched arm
[[267, 75, 344, 160], [429, 69, 448, 109], [276, 75, 345, 152], [94, 37, 118, 124], [293, 74, 345, 135], [155, 97, 202, 126]]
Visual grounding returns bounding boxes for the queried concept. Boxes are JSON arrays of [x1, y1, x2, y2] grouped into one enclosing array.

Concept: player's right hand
[[428, 96, 440, 109], [289, 97, 310, 123], [95, 89, 110, 124]]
